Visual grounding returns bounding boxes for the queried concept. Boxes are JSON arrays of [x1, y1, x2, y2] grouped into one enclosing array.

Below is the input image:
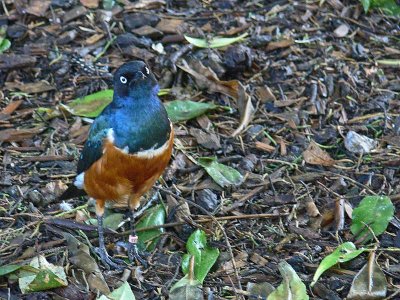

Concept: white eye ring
[[120, 76, 127, 84], [144, 67, 150, 75]]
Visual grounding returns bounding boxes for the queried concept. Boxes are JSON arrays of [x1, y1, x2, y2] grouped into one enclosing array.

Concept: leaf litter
[[0, 0, 399, 299]]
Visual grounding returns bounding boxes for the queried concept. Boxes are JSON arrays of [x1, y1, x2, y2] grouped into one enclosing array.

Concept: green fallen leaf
[[311, 242, 365, 287], [61, 89, 113, 118], [18, 255, 68, 294], [360, 0, 371, 11], [0, 38, 11, 54], [0, 26, 10, 54], [0, 264, 21, 276], [136, 204, 165, 251], [104, 213, 125, 231], [61, 89, 170, 118], [268, 261, 309, 300], [361, 0, 400, 15], [184, 33, 248, 48], [198, 157, 244, 188], [99, 281, 136, 300], [169, 274, 203, 300], [165, 100, 219, 123], [351, 195, 394, 243], [181, 229, 219, 283]]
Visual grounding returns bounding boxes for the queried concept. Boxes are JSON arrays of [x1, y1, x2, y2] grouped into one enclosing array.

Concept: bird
[[59, 61, 174, 269]]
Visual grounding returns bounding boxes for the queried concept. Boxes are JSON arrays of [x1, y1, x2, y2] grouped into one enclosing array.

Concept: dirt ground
[[0, 0, 400, 299]]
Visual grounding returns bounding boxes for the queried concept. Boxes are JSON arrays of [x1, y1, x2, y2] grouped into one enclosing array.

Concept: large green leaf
[[169, 274, 203, 300], [361, 0, 400, 15], [197, 157, 244, 187], [371, 0, 400, 15], [61, 89, 170, 118], [311, 242, 365, 287], [268, 261, 308, 300], [136, 204, 165, 251], [184, 33, 248, 48], [181, 230, 219, 283], [99, 281, 136, 300], [165, 100, 218, 123], [61, 89, 113, 117], [351, 196, 394, 243], [18, 255, 68, 294]]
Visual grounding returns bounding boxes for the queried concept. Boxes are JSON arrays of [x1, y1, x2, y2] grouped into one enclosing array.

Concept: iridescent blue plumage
[[76, 61, 171, 174]]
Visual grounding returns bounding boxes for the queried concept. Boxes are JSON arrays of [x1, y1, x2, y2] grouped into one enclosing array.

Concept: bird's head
[[113, 61, 158, 98]]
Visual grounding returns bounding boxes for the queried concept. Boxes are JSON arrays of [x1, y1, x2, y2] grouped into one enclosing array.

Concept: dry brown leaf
[[255, 85, 276, 103], [156, 18, 184, 33], [178, 59, 255, 136], [221, 251, 248, 273], [306, 200, 321, 217], [266, 39, 293, 51], [85, 33, 104, 45], [26, 0, 51, 17], [79, 0, 99, 8], [189, 128, 221, 150], [249, 253, 268, 266], [178, 59, 239, 98], [5, 81, 55, 94], [255, 141, 275, 153], [166, 194, 191, 233], [0, 100, 23, 115], [232, 83, 255, 137], [303, 140, 335, 166], [0, 127, 44, 142]]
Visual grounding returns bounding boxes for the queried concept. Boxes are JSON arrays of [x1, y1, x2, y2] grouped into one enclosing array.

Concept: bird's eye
[[144, 67, 150, 75], [120, 76, 127, 84]]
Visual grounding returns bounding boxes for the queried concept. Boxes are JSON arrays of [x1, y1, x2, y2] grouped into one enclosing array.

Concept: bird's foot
[[94, 246, 127, 270], [117, 235, 148, 268]]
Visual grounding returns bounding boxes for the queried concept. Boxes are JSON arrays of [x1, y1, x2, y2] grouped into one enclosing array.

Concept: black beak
[[134, 71, 146, 81], [129, 71, 147, 88]]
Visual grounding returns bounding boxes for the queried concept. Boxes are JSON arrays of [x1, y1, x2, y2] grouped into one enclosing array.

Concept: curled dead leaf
[[178, 59, 254, 136], [303, 140, 335, 166]]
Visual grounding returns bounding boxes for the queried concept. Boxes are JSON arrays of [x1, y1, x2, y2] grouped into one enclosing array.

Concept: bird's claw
[[116, 240, 148, 268], [94, 247, 127, 270]]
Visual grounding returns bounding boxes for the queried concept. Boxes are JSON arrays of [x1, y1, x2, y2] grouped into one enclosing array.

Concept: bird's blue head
[[113, 61, 159, 100]]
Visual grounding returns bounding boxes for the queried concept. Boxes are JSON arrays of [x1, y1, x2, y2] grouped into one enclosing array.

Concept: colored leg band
[[129, 235, 138, 244]]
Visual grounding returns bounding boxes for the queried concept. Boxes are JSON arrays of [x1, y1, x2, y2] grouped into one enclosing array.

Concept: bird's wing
[[77, 115, 111, 174], [59, 116, 111, 200]]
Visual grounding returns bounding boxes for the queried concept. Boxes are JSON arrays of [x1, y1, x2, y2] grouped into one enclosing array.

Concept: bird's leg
[[127, 209, 148, 267], [94, 201, 126, 270]]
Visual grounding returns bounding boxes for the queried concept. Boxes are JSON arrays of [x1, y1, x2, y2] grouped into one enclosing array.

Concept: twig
[[133, 192, 160, 219], [21, 155, 74, 162], [118, 212, 287, 235], [169, 44, 194, 73]]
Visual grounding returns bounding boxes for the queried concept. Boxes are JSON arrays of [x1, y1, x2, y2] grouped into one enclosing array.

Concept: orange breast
[[83, 126, 174, 208]]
